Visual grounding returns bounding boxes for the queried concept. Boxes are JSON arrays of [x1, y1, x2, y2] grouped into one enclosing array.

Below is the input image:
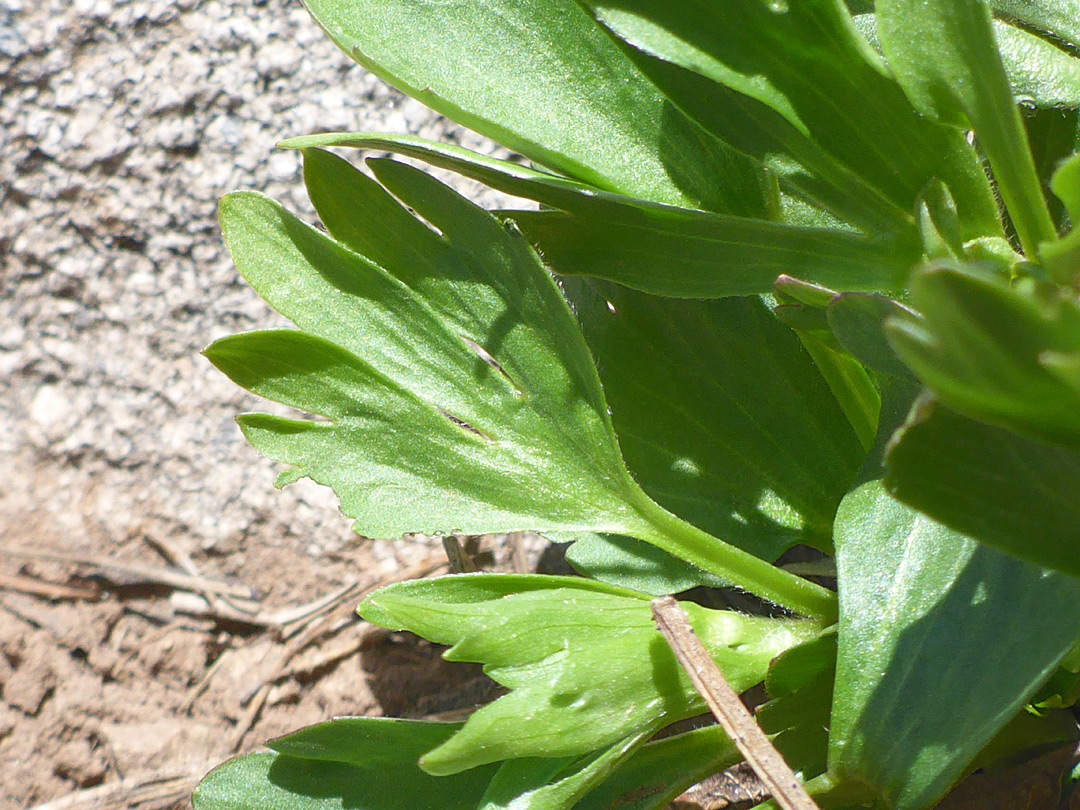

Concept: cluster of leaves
[[193, 0, 1080, 808]]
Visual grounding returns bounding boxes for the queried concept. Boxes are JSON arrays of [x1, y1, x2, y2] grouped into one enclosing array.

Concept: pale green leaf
[[830, 482, 1080, 810], [209, 168, 835, 617], [359, 574, 822, 774], [1040, 153, 1080, 284], [886, 262, 1080, 448]]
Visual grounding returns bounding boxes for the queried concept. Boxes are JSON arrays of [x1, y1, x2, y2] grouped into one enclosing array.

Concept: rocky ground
[[0, 0, 523, 806]]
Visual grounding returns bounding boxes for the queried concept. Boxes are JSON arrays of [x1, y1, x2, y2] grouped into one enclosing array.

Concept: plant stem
[[626, 494, 838, 622], [652, 596, 823, 810]]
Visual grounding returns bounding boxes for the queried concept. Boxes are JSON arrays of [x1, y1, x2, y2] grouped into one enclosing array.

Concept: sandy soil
[[0, 0, 521, 806]]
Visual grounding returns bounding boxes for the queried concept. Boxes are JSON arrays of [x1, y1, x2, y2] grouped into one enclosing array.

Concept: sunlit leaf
[[299, 0, 766, 213], [875, 0, 1056, 257], [359, 574, 823, 774], [207, 162, 834, 617]]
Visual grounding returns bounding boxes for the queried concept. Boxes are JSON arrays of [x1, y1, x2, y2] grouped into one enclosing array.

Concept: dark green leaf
[[209, 166, 833, 616], [1025, 107, 1080, 232], [1040, 153, 1080, 284], [886, 263, 1080, 448], [193, 720, 498, 810], [561, 532, 727, 596], [828, 293, 920, 382], [563, 279, 865, 553], [885, 397, 1080, 576], [830, 482, 1080, 810], [582, 0, 1002, 240], [600, 43, 916, 235], [359, 574, 822, 774], [292, 138, 913, 298], [875, 0, 1057, 258], [298, 0, 766, 213]]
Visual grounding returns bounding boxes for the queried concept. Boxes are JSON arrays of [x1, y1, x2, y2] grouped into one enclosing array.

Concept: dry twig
[[0, 572, 100, 602], [652, 596, 821, 810], [0, 546, 251, 599]]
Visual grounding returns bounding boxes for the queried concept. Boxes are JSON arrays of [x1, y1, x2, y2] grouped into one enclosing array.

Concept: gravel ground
[[0, 0, 520, 806], [0, 0, 513, 571]]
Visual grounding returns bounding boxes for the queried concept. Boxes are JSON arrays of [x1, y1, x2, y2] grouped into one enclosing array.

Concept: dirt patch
[[0, 0, 529, 806]]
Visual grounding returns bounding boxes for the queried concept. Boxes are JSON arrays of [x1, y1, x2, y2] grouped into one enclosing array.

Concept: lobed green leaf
[[359, 574, 822, 774]]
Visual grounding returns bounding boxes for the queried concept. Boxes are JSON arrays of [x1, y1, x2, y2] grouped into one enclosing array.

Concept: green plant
[[192, 0, 1080, 808]]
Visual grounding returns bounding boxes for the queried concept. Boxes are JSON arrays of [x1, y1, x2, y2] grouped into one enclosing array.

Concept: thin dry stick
[[651, 596, 821, 810], [0, 546, 251, 598], [0, 572, 100, 601]]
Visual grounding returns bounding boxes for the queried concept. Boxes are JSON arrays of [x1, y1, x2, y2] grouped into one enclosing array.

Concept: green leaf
[[602, 43, 916, 235], [828, 293, 920, 382], [581, 0, 1002, 241], [884, 397, 1080, 576], [293, 138, 913, 298], [478, 730, 651, 810], [854, 14, 1080, 109], [1040, 153, 1080, 285], [875, 0, 1057, 258], [574, 725, 740, 810], [209, 166, 835, 617], [829, 482, 1080, 810], [298, 0, 766, 214], [991, 0, 1080, 49], [561, 532, 728, 596], [886, 263, 1080, 448], [1026, 108, 1080, 233], [507, 208, 911, 298], [359, 574, 823, 774], [193, 719, 498, 810], [563, 279, 866, 554]]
